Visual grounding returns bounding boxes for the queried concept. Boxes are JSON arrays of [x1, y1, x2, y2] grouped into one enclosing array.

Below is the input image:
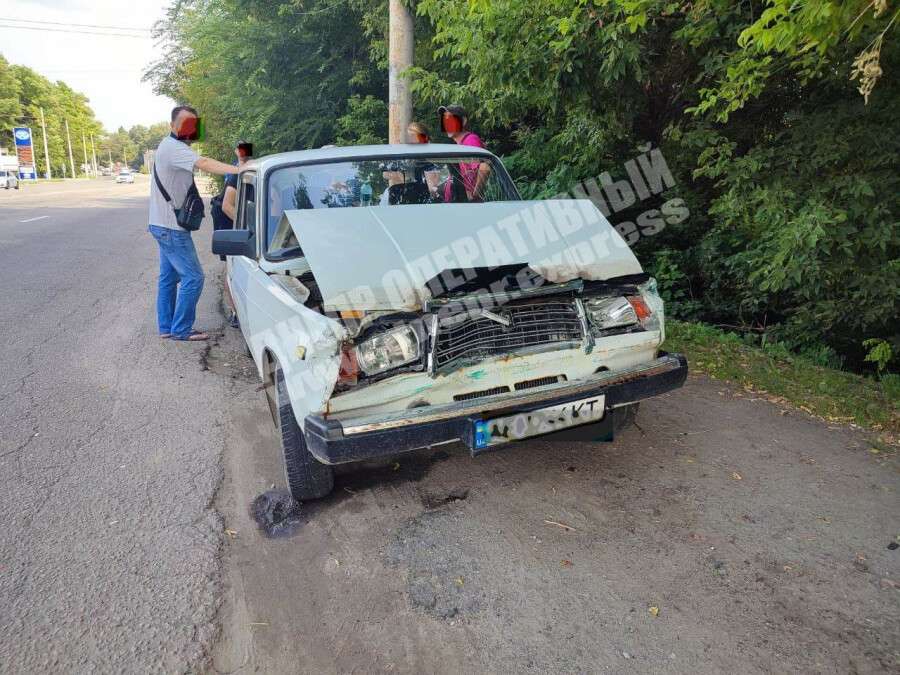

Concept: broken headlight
[[584, 296, 640, 332], [585, 279, 662, 335], [354, 325, 421, 376]]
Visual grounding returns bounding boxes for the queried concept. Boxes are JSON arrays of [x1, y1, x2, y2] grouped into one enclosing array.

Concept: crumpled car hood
[[284, 199, 642, 311]]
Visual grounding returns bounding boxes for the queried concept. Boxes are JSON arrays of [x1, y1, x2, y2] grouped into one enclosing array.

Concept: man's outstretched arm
[[196, 157, 239, 175]]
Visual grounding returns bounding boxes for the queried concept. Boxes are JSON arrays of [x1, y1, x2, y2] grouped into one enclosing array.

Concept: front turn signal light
[[626, 296, 652, 322]]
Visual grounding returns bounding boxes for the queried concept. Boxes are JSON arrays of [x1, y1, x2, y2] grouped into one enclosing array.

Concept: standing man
[[149, 105, 239, 342], [438, 104, 492, 200]]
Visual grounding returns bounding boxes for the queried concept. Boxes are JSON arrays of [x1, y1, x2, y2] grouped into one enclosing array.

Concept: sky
[[2, 0, 175, 132]]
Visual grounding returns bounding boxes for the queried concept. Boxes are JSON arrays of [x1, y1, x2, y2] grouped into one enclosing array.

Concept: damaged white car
[[214, 144, 687, 500]]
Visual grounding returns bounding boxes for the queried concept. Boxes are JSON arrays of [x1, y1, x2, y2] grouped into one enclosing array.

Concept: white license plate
[[473, 395, 606, 449]]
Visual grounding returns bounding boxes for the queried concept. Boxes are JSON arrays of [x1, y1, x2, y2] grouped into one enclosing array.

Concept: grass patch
[[663, 320, 899, 438]]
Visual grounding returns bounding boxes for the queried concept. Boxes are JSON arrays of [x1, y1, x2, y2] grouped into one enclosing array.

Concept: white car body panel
[[325, 330, 661, 420], [283, 199, 641, 312], [223, 144, 672, 430], [228, 256, 345, 416]]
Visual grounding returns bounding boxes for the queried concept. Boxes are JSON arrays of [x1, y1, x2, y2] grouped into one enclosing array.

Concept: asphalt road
[[0, 177, 226, 672], [1, 179, 898, 674]]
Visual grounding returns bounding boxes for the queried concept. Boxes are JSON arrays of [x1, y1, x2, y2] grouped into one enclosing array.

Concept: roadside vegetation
[[147, 0, 899, 379], [665, 321, 900, 440], [0, 55, 103, 176], [0, 55, 168, 174]]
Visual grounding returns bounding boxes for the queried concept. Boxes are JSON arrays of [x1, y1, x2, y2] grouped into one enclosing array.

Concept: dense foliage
[[147, 0, 899, 373]]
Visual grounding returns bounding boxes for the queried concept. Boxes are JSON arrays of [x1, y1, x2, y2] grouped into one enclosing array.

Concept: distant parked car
[[115, 169, 134, 184], [101, 167, 112, 177], [0, 170, 19, 190]]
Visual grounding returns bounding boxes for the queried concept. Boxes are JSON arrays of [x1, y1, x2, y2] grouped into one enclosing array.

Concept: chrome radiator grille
[[433, 299, 583, 369]]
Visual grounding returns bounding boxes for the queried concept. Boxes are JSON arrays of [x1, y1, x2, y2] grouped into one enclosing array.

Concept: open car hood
[[283, 199, 643, 311]]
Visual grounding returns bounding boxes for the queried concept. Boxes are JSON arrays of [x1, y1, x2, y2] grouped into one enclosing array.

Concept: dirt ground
[[206, 319, 899, 674]]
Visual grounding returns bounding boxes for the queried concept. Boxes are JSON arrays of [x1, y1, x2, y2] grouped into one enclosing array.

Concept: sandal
[[171, 331, 210, 341], [160, 329, 204, 339]]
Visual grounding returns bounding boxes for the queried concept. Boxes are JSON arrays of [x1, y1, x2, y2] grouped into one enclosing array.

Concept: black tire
[[273, 364, 334, 500], [612, 403, 640, 435], [263, 357, 278, 426]]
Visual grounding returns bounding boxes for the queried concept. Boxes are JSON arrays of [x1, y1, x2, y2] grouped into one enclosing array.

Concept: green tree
[[140, 0, 900, 372], [0, 55, 23, 151]]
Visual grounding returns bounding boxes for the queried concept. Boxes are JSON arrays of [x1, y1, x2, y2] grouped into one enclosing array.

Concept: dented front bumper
[[303, 352, 688, 465]]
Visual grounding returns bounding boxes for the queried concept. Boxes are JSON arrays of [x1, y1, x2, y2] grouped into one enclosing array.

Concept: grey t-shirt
[[149, 135, 200, 230]]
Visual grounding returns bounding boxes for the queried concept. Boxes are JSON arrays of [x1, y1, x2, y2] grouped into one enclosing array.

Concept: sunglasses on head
[[440, 112, 463, 133]]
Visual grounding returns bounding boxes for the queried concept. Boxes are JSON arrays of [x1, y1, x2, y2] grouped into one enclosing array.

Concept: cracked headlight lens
[[584, 296, 639, 332], [354, 325, 420, 375], [585, 281, 663, 336]]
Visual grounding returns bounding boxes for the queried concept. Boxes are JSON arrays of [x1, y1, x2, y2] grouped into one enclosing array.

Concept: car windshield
[[264, 155, 518, 257]]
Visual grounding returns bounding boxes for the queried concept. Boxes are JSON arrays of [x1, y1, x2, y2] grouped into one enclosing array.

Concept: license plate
[[472, 395, 606, 449]]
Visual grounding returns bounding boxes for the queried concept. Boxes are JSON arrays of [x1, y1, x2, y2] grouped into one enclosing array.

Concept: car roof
[[240, 143, 498, 175]]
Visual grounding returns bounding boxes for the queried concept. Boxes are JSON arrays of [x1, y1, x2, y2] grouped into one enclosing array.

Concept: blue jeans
[[149, 225, 204, 338]]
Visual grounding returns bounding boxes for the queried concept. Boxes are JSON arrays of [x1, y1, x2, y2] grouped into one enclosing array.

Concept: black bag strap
[[153, 166, 172, 204]]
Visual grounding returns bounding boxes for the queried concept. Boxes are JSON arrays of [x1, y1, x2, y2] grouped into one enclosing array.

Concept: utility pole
[[81, 131, 90, 176], [90, 134, 98, 176], [64, 119, 76, 179], [387, 0, 414, 143], [39, 107, 51, 180]]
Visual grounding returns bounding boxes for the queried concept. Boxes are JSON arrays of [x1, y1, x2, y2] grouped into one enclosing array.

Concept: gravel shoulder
[[210, 320, 900, 674], [2, 180, 896, 674]]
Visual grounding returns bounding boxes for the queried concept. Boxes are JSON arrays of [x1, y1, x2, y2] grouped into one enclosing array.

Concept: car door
[[227, 171, 260, 348]]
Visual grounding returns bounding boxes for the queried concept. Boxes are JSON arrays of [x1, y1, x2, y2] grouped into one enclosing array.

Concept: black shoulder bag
[[153, 166, 205, 232]]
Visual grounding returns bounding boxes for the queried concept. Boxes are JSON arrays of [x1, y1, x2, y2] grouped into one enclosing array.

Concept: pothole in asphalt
[[250, 489, 304, 538]]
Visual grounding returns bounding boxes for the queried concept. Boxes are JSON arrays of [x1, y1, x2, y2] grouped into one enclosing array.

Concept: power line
[[40, 69, 141, 73], [1, 17, 152, 32], [0, 23, 152, 38]]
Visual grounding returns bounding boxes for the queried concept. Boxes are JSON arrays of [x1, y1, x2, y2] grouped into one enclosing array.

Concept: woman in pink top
[[439, 104, 492, 201]]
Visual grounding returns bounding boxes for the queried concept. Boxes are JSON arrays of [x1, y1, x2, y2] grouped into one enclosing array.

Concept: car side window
[[236, 172, 257, 229]]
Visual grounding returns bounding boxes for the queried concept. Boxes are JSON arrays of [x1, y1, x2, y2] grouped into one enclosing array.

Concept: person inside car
[[221, 141, 253, 223]]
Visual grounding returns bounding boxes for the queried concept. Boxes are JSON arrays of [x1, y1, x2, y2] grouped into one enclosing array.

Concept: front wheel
[[273, 364, 334, 500]]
